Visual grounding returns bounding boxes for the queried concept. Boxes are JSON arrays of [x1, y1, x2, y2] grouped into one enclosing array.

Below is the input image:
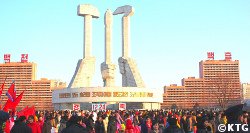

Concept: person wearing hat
[[10, 116, 32, 133]]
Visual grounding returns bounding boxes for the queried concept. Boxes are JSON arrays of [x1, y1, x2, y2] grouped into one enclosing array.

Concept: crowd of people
[[0, 104, 249, 133]]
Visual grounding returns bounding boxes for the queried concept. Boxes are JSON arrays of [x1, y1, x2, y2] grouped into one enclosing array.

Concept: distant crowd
[[0, 104, 249, 133]]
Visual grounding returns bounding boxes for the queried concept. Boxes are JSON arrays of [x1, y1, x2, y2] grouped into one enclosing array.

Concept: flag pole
[[0, 76, 7, 109]]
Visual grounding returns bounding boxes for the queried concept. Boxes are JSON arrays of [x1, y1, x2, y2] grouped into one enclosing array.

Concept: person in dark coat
[[180, 114, 188, 133], [61, 115, 87, 133], [86, 114, 95, 132], [42, 116, 52, 133], [107, 112, 117, 133], [196, 117, 212, 133], [10, 116, 32, 133], [58, 115, 68, 133], [95, 116, 105, 133], [0, 110, 9, 133], [151, 121, 162, 133], [164, 118, 184, 133], [222, 104, 246, 133], [141, 117, 149, 133]]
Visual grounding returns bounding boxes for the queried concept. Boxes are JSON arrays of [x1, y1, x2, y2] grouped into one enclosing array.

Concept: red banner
[[73, 104, 80, 111], [225, 52, 232, 60], [207, 52, 214, 60], [4, 54, 11, 63], [21, 54, 28, 63], [119, 103, 126, 110]]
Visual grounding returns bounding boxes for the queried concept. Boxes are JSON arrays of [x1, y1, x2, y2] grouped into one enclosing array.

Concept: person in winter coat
[[107, 112, 117, 133], [37, 116, 44, 132], [86, 114, 95, 133], [196, 118, 212, 133], [223, 104, 246, 133], [61, 116, 87, 133], [164, 118, 184, 133], [151, 121, 163, 133], [180, 114, 188, 133], [58, 115, 68, 133], [102, 114, 108, 133], [42, 116, 52, 133], [115, 112, 123, 131], [95, 116, 105, 133], [125, 114, 134, 133], [146, 117, 153, 133], [141, 117, 149, 133], [187, 116, 194, 133], [27, 115, 41, 133], [10, 116, 32, 133]]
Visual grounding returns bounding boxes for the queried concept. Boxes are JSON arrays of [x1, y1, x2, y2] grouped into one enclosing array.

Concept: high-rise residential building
[[0, 55, 66, 110], [199, 59, 241, 107], [162, 52, 242, 109], [162, 84, 187, 108], [243, 83, 250, 101]]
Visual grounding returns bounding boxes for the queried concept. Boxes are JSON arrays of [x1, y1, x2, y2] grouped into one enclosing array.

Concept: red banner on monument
[[119, 103, 126, 110], [73, 104, 80, 111], [92, 103, 106, 111]]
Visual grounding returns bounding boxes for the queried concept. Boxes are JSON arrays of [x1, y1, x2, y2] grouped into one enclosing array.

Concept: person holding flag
[[0, 77, 7, 97]]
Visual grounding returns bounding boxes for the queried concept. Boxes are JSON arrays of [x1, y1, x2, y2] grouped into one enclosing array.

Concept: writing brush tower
[[101, 9, 116, 87], [113, 5, 145, 87]]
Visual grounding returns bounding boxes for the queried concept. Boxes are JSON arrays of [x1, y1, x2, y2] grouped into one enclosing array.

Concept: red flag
[[17, 106, 35, 118], [17, 106, 29, 116], [3, 91, 24, 111], [3, 99, 13, 112], [12, 91, 24, 108], [6, 81, 16, 102], [0, 77, 7, 96], [26, 106, 35, 117]]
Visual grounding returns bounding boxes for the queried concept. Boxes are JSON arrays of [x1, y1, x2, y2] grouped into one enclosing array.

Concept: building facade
[[199, 59, 241, 108], [162, 84, 187, 108], [162, 53, 241, 109], [0, 61, 65, 110], [243, 83, 250, 101]]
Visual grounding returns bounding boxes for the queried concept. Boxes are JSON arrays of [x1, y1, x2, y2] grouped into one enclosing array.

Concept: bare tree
[[207, 73, 240, 110]]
